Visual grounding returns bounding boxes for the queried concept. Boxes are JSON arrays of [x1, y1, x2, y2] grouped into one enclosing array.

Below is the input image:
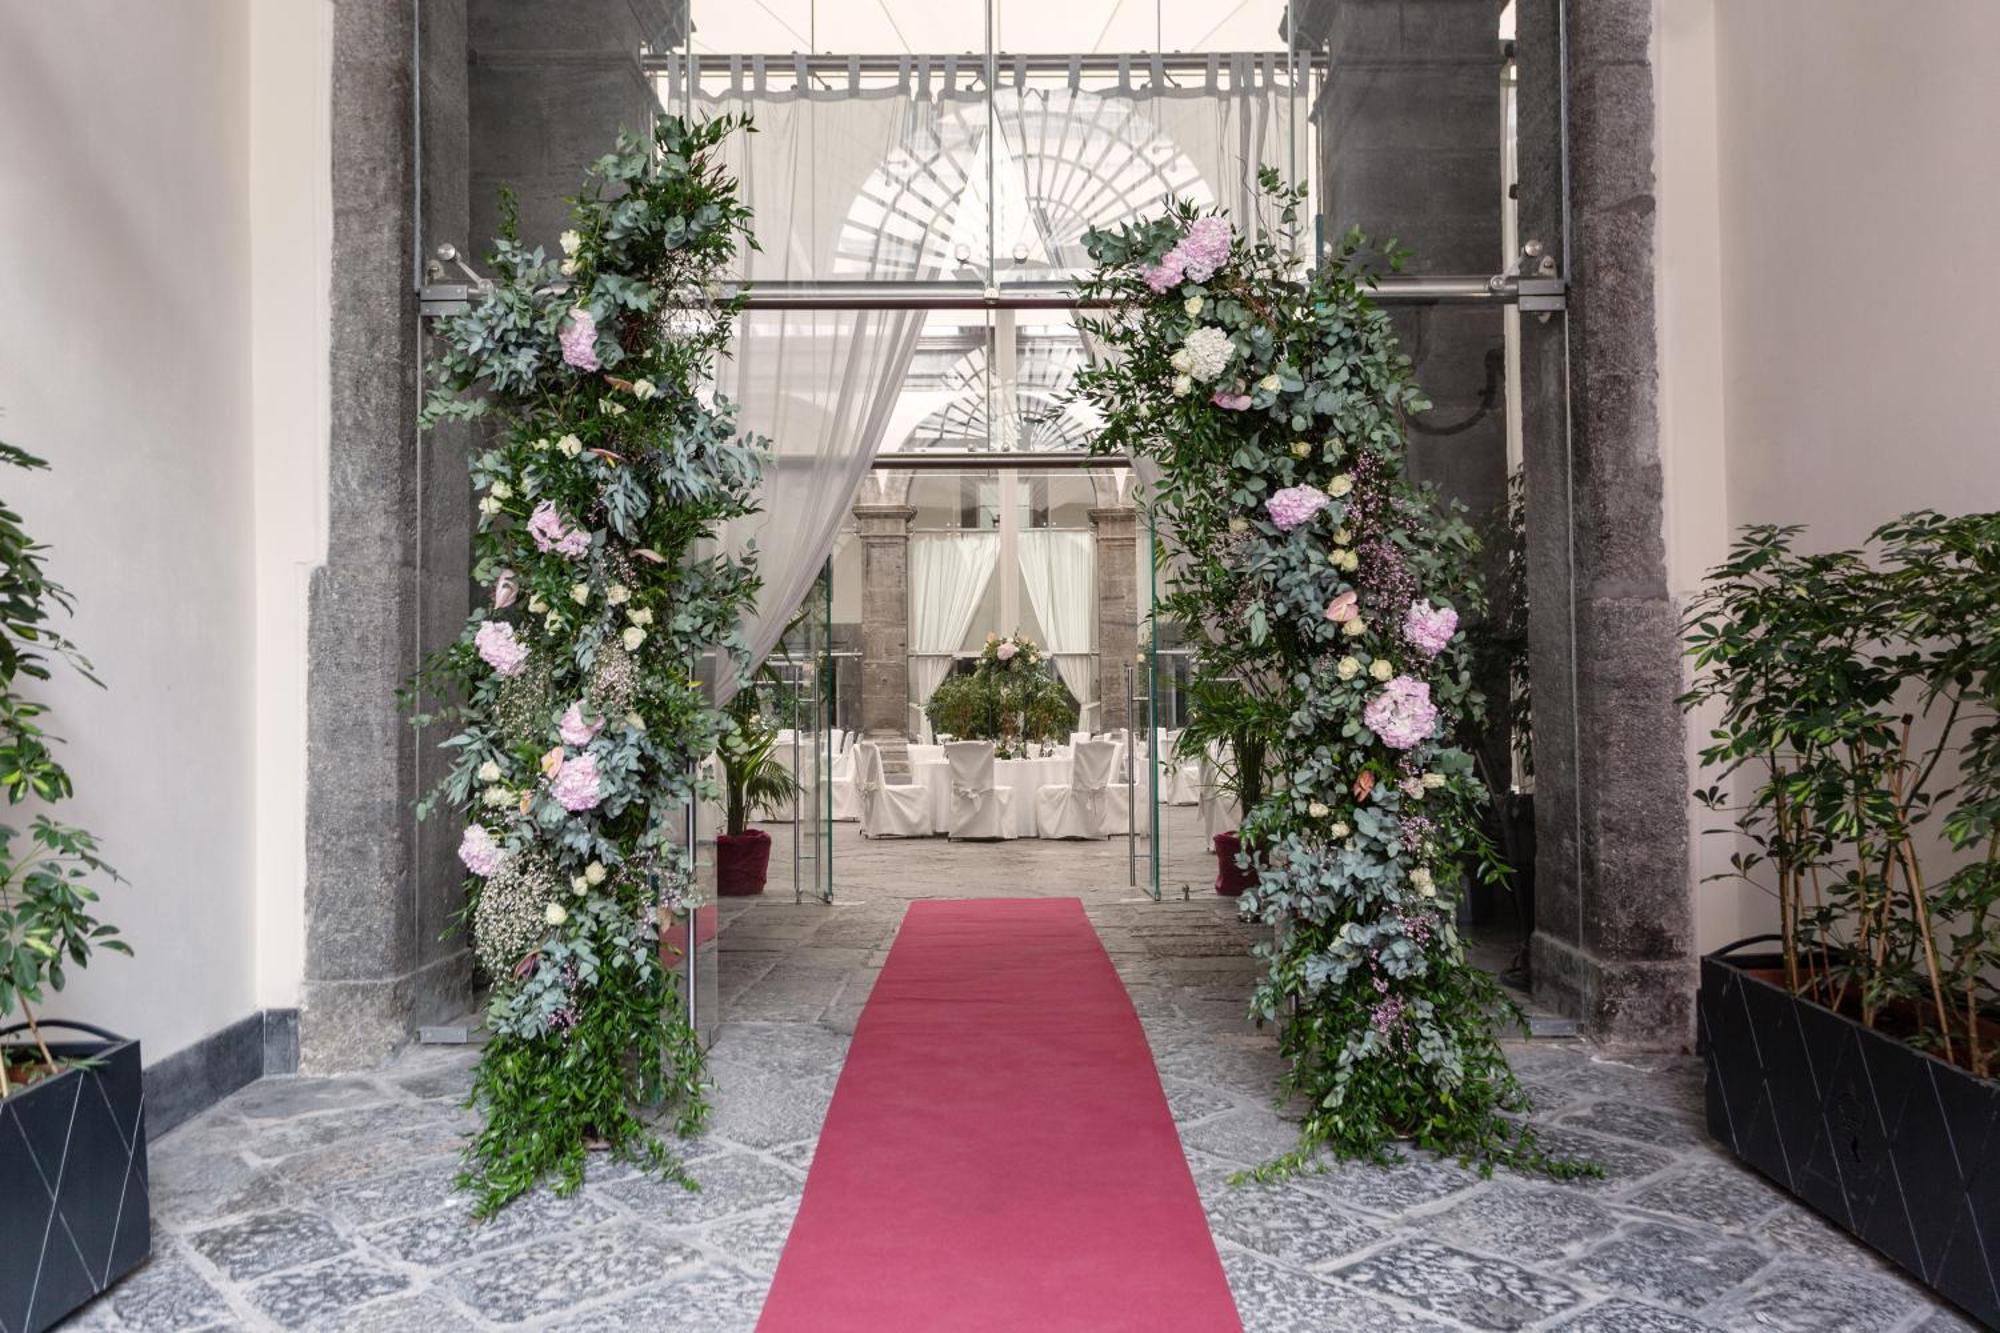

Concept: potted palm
[[1210, 729, 1266, 897], [0, 441, 145, 1333], [716, 692, 800, 897]]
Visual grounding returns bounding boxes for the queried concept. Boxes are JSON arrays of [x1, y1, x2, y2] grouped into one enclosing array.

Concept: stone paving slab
[[95, 826, 1971, 1332]]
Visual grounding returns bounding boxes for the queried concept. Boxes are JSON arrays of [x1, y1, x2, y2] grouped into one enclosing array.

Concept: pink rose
[[1324, 591, 1359, 623], [997, 642, 1018, 661]]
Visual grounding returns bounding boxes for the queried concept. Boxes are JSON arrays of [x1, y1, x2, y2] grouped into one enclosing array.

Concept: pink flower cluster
[[558, 701, 604, 747], [1364, 675, 1440, 751], [458, 824, 506, 877], [1142, 215, 1233, 291], [559, 307, 600, 371], [1266, 484, 1332, 532], [1212, 391, 1252, 411], [1403, 600, 1459, 657], [549, 752, 603, 812], [996, 642, 1018, 661], [1324, 591, 1359, 623], [475, 620, 529, 677], [527, 501, 591, 557]]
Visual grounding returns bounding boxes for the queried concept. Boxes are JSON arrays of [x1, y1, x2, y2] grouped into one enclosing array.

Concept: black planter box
[[1701, 946, 2000, 1328], [0, 1022, 151, 1333]]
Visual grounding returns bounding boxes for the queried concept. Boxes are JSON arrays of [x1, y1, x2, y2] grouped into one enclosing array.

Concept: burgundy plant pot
[[1212, 830, 1256, 897], [715, 829, 772, 897]]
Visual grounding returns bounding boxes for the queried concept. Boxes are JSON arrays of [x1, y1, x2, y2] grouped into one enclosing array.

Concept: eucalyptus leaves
[[1076, 175, 1578, 1178], [414, 116, 762, 1214]]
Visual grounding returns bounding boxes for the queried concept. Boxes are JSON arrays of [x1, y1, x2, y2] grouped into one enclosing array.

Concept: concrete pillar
[[1514, 0, 1693, 1045], [854, 504, 916, 741], [467, 0, 682, 254], [1090, 506, 1138, 732]]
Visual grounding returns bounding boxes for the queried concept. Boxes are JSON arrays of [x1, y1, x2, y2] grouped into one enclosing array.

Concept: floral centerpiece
[[1074, 174, 1580, 1178], [925, 632, 1077, 758], [413, 116, 763, 1214]]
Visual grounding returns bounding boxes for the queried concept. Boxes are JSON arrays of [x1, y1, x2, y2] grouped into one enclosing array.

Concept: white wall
[[1657, 0, 2000, 951], [0, 2, 328, 1062]]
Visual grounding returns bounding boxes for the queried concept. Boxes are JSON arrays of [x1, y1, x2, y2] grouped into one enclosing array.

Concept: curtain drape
[[1017, 529, 1096, 708], [909, 533, 1001, 737]]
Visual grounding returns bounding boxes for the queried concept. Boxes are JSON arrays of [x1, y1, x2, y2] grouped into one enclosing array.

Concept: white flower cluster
[[1175, 326, 1235, 383]]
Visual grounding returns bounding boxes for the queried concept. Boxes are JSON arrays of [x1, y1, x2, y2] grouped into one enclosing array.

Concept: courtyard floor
[[72, 827, 1977, 1331]]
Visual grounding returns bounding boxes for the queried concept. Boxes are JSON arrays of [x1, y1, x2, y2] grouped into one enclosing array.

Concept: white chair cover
[[1199, 744, 1243, 839], [856, 741, 930, 838], [944, 740, 1016, 841], [829, 745, 861, 822], [1035, 739, 1131, 839]]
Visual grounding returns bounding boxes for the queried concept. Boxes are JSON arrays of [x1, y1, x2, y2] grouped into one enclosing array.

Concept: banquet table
[[911, 753, 1075, 837]]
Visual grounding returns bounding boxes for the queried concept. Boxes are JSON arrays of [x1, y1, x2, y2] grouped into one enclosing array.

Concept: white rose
[[1172, 374, 1192, 397], [1342, 618, 1368, 638], [531, 437, 551, 451], [1370, 658, 1395, 681], [557, 434, 584, 458], [1184, 296, 1204, 316], [585, 861, 607, 886], [570, 874, 590, 895], [478, 496, 503, 517], [1307, 801, 1330, 818], [482, 785, 511, 809], [1330, 821, 1351, 840], [545, 901, 570, 925], [489, 480, 513, 501], [1258, 374, 1281, 393], [1411, 868, 1436, 898], [1338, 550, 1360, 572], [569, 582, 590, 605], [477, 760, 502, 783], [606, 583, 631, 605], [1336, 656, 1361, 681], [622, 626, 647, 651], [1422, 772, 1447, 790], [628, 607, 654, 627], [527, 595, 550, 615], [1328, 474, 1354, 497], [1170, 348, 1194, 374], [559, 229, 583, 256], [1290, 441, 1312, 459], [559, 258, 579, 277], [631, 379, 657, 400], [1333, 526, 1352, 545]]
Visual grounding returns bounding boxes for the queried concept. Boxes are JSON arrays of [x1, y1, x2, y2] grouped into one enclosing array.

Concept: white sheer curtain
[[1017, 530, 1096, 708], [909, 533, 1001, 734]]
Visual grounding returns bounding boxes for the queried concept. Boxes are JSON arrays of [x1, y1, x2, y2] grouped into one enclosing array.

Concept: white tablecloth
[[911, 755, 1074, 837]]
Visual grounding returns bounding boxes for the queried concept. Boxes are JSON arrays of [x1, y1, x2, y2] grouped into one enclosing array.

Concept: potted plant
[[1210, 728, 1267, 897], [716, 691, 800, 897], [0, 442, 145, 1333], [1685, 512, 2000, 1326], [923, 633, 1078, 759]]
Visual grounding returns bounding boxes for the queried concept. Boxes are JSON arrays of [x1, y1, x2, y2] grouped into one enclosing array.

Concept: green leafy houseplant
[[1683, 512, 2000, 1075], [924, 632, 1078, 757], [1075, 176, 1583, 1179], [720, 690, 800, 838], [0, 443, 125, 1097], [412, 115, 763, 1214]]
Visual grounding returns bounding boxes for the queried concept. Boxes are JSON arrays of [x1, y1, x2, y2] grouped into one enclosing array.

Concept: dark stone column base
[[300, 951, 473, 1074], [1530, 930, 1695, 1049]]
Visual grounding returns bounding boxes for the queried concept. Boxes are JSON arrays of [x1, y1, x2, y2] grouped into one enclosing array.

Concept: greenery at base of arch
[[924, 633, 1078, 758], [410, 115, 763, 1216], [1074, 173, 1591, 1181]]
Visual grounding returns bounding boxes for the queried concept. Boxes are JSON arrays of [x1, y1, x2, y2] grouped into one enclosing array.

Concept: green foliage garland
[[1075, 178, 1582, 1178], [414, 116, 762, 1214]]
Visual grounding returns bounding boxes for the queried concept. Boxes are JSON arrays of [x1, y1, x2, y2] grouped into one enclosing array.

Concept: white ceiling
[[687, 0, 1293, 57]]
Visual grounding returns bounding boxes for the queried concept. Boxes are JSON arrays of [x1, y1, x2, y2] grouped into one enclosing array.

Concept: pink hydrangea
[[1324, 590, 1360, 623], [1212, 391, 1252, 411], [558, 701, 604, 747], [1266, 484, 1331, 532], [492, 568, 519, 610], [458, 824, 506, 877], [527, 501, 591, 558], [1176, 216, 1233, 282], [559, 307, 600, 371], [996, 642, 1018, 661], [549, 752, 603, 812], [1143, 251, 1187, 293], [1403, 600, 1459, 657], [475, 620, 529, 677], [1364, 675, 1440, 751]]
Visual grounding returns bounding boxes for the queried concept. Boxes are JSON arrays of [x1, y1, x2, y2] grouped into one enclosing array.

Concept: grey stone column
[[854, 504, 916, 741], [1090, 506, 1138, 732], [305, 0, 474, 1072], [1515, 0, 1694, 1044], [467, 0, 681, 254]]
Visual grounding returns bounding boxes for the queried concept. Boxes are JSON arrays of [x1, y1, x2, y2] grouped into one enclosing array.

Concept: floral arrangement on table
[[1074, 173, 1581, 1178], [0, 442, 125, 1098], [412, 116, 764, 1215], [925, 632, 1077, 758]]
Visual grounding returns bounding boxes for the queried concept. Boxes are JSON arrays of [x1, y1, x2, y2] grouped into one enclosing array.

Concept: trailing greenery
[[0, 443, 125, 1098], [1684, 512, 2000, 1076], [1074, 175, 1585, 1179], [413, 115, 762, 1214], [924, 633, 1078, 757]]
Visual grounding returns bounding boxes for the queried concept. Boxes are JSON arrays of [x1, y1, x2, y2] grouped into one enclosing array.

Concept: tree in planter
[[1074, 177, 1582, 1179], [0, 442, 125, 1097], [715, 684, 801, 896], [412, 116, 763, 1215]]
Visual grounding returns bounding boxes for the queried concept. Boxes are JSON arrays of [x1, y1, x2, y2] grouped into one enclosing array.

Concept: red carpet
[[757, 898, 1242, 1332]]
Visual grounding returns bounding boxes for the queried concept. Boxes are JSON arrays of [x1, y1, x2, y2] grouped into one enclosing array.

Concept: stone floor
[[70, 828, 1977, 1331]]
